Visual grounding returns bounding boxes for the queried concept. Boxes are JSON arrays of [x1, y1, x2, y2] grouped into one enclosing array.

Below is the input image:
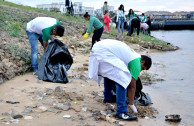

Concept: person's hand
[[83, 33, 89, 40]]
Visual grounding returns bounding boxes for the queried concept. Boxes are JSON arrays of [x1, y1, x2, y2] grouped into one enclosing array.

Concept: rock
[[63, 115, 71, 119], [71, 106, 81, 112], [145, 116, 149, 120], [100, 115, 106, 121], [48, 107, 56, 112], [54, 86, 63, 93], [54, 104, 70, 111], [24, 104, 38, 108], [22, 109, 32, 115], [10, 119, 19, 124], [119, 121, 125, 126], [100, 111, 107, 116], [42, 100, 54, 106], [33, 114, 41, 118], [107, 110, 113, 115], [38, 106, 48, 112], [82, 107, 87, 112], [11, 109, 23, 119], [80, 74, 88, 80], [83, 63, 88, 66], [2, 112, 10, 116], [24, 116, 33, 120]]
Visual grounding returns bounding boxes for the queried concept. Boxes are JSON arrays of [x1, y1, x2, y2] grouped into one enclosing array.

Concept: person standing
[[146, 16, 151, 36], [26, 17, 65, 75], [65, 0, 72, 14], [117, 4, 125, 35], [89, 39, 152, 120], [83, 12, 103, 48], [103, 10, 112, 33], [140, 13, 147, 23], [102, 1, 109, 16], [127, 9, 135, 34]]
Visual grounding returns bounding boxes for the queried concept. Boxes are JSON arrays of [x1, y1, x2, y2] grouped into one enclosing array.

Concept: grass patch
[[5, 44, 32, 73], [0, 0, 86, 24]]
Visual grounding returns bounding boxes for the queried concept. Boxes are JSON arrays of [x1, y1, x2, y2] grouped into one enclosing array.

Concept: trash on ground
[[165, 114, 181, 122], [6, 101, 20, 104]]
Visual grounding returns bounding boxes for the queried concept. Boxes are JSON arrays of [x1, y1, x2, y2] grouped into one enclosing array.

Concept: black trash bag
[[36, 39, 73, 83], [134, 77, 152, 106], [112, 77, 152, 106]]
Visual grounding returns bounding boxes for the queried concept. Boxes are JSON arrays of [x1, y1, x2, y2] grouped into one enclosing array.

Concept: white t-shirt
[[26, 17, 60, 42], [89, 39, 141, 89]]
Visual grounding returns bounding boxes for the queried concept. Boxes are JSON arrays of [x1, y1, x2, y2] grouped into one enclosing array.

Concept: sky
[[6, 0, 194, 12]]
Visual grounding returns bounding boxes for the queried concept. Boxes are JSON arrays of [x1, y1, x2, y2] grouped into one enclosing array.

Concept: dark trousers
[[104, 77, 127, 115], [92, 27, 103, 48], [147, 28, 151, 35], [130, 18, 140, 36]]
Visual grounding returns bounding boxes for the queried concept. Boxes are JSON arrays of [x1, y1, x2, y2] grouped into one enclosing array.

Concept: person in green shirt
[[83, 12, 103, 48], [26, 17, 65, 75]]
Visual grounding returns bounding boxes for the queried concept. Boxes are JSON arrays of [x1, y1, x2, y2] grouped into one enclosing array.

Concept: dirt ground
[[0, 38, 178, 126], [0, 4, 181, 125]]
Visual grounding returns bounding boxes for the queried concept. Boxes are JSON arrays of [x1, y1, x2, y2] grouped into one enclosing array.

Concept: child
[[103, 10, 112, 33]]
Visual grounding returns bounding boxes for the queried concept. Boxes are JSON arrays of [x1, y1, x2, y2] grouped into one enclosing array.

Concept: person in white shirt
[[89, 39, 152, 121], [117, 4, 125, 35]]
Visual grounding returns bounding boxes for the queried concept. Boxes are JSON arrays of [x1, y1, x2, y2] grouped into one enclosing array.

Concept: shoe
[[33, 71, 38, 78], [115, 112, 138, 121]]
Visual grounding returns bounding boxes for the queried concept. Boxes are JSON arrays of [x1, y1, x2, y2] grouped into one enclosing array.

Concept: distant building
[[37, 3, 66, 13], [145, 11, 191, 20], [37, 2, 94, 16]]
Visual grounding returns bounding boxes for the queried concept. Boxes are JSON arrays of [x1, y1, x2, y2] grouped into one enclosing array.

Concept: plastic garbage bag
[[134, 77, 151, 106], [112, 77, 152, 106], [36, 39, 73, 83]]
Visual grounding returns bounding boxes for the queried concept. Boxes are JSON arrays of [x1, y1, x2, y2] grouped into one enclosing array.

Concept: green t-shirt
[[87, 16, 103, 33], [42, 20, 60, 42], [128, 58, 141, 80]]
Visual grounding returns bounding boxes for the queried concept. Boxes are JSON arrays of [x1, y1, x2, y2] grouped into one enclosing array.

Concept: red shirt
[[103, 14, 111, 24]]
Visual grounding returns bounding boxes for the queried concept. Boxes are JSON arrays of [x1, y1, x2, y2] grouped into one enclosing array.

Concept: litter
[[165, 114, 181, 122], [6, 101, 20, 104]]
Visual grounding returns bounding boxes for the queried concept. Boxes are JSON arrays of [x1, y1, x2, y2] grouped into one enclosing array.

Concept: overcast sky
[[6, 0, 194, 12]]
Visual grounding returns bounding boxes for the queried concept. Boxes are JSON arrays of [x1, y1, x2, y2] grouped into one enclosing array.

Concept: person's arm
[[86, 17, 94, 33], [42, 28, 51, 50], [43, 41, 48, 50], [116, 10, 119, 22], [128, 77, 136, 105]]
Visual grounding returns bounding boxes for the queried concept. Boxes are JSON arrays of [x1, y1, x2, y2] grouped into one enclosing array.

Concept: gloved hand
[[83, 33, 89, 40]]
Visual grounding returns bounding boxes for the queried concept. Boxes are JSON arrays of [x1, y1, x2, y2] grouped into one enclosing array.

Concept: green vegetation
[[0, 0, 86, 38], [1, 44, 32, 73]]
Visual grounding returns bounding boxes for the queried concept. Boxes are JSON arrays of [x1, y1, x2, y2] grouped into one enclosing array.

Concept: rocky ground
[[0, 3, 179, 126]]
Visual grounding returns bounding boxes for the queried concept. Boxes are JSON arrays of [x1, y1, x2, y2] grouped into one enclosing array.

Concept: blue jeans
[[118, 18, 124, 34], [104, 77, 127, 115], [26, 30, 44, 72]]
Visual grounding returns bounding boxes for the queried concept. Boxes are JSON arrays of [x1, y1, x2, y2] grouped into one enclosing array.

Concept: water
[[147, 30, 194, 125]]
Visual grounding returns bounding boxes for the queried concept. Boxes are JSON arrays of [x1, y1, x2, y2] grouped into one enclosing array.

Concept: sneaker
[[33, 71, 38, 78], [115, 112, 138, 121]]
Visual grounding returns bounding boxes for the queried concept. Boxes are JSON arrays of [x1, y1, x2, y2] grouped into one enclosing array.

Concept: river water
[[145, 30, 194, 125]]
